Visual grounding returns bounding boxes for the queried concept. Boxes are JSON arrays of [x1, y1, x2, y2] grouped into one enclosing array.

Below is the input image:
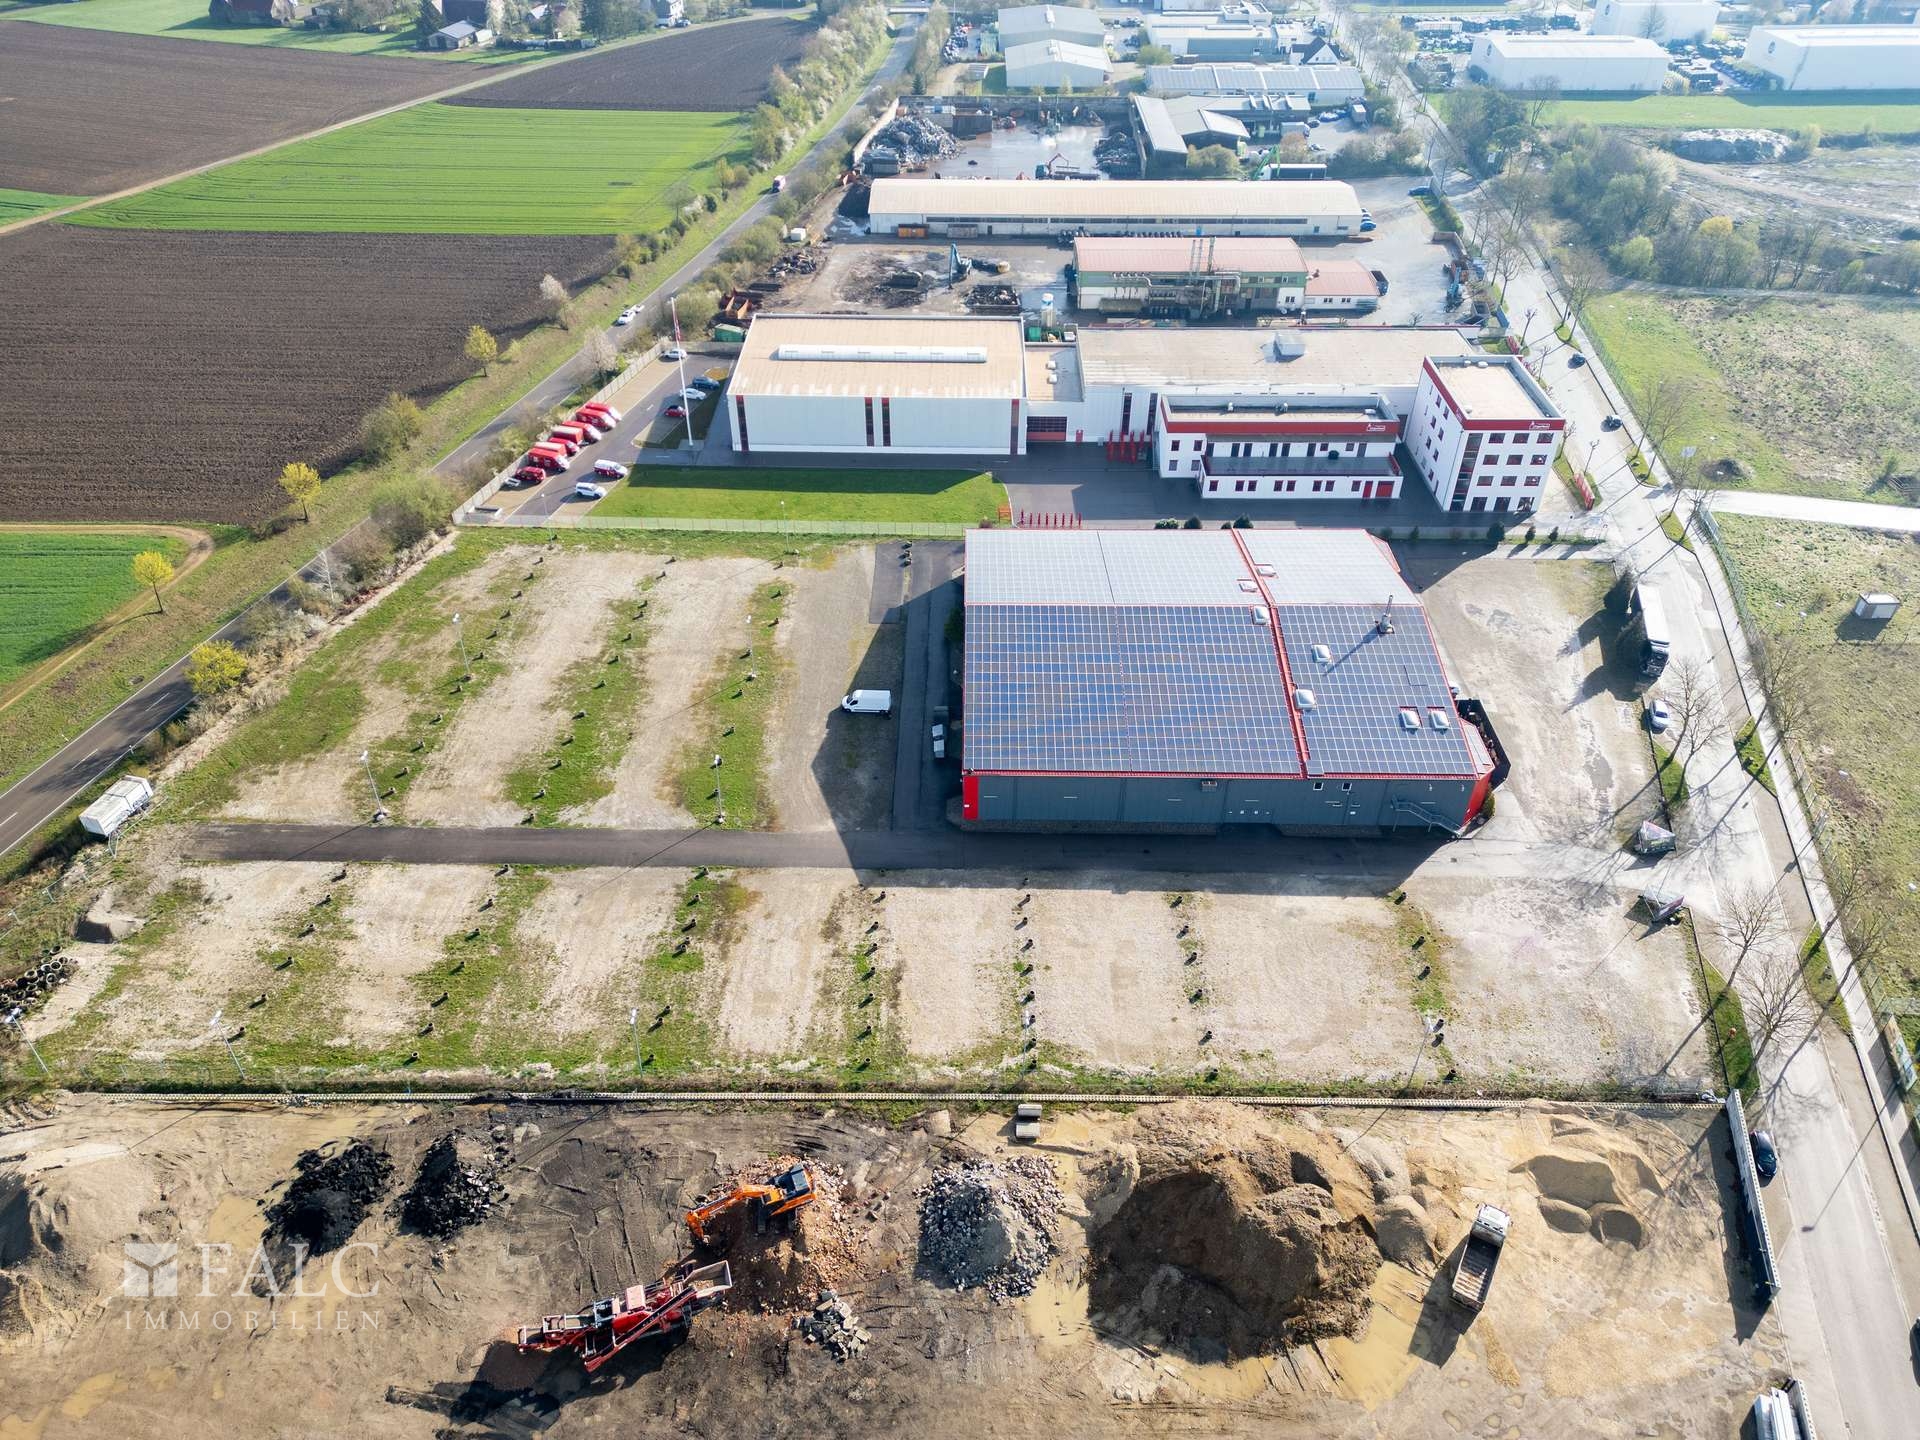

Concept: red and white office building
[[1404, 355, 1566, 515]]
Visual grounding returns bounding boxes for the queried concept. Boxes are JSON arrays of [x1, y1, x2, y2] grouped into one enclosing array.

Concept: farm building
[[726, 314, 1562, 513], [1146, 62, 1366, 105], [866, 177, 1366, 238], [1004, 39, 1114, 89], [1467, 34, 1671, 91], [1740, 25, 1920, 90], [958, 529, 1503, 834], [210, 0, 312, 22], [427, 20, 494, 47], [996, 3, 1108, 51], [1071, 234, 1308, 315], [1590, 0, 1718, 42]]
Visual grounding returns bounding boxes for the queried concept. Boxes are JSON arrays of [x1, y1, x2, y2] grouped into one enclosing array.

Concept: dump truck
[[80, 776, 154, 840], [1451, 1203, 1509, 1311]]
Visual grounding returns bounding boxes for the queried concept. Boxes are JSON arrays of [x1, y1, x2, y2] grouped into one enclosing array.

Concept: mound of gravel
[[917, 1156, 1064, 1301], [265, 1141, 393, 1255]]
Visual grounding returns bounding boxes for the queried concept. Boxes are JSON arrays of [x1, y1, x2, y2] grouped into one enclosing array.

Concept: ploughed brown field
[[0, 226, 612, 524], [0, 24, 450, 197], [446, 15, 814, 112]]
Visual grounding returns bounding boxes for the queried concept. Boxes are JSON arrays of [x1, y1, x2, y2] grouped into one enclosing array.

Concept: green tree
[[278, 460, 323, 522], [1185, 144, 1241, 178], [414, 0, 443, 38], [672, 286, 719, 335], [361, 392, 423, 461], [1135, 42, 1174, 65], [750, 104, 786, 165], [186, 641, 247, 699], [131, 550, 175, 614], [1611, 233, 1656, 278], [370, 473, 449, 550], [464, 324, 499, 377]]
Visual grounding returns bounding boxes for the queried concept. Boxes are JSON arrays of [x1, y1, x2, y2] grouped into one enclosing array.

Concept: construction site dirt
[[1, 1095, 1787, 1439]]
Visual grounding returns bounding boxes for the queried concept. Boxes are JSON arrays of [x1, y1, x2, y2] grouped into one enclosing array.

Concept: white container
[[80, 776, 154, 839], [1854, 592, 1899, 620]]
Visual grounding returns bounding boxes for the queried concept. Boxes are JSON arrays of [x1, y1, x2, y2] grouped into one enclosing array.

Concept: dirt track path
[[0, 523, 214, 718]]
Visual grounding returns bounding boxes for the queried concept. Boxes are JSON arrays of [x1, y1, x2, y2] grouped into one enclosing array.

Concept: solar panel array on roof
[[964, 605, 1301, 775], [1278, 604, 1473, 776]]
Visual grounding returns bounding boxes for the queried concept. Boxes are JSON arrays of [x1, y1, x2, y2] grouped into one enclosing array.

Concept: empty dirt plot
[[0, 227, 612, 523], [446, 16, 814, 112], [717, 869, 860, 1057], [1414, 875, 1706, 1088], [1410, 552, 1658, 848], [0, 24, 446, 197], [882, 872, 1020, 1062], [518, 867, 684, 1039], [407, 550, 643, 827], [329, 864, 494, 1046], [764, 547, 900, 831], [1026, 881, 1197, 1074], [1195, 888, 1429, 1082], [573, 555, 774, 829]]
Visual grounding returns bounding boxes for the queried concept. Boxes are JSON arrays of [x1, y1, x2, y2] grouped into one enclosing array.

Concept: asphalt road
[[0, 25, 916, 863]]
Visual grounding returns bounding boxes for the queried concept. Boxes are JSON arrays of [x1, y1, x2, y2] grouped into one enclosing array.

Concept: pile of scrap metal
[[864, 111, 960, 175]]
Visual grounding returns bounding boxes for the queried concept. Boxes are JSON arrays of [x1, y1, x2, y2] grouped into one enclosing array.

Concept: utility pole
[[4, 1007, 50, 1079], [361, 750, 387, 823], [209, 1009, 246, 1082]]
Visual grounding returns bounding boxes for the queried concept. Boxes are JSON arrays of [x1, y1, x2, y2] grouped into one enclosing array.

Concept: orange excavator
[[685, 1163, 816, 1248]]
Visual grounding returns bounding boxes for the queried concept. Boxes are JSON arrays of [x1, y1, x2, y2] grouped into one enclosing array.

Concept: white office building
[[1741, 25, 1920, 90], [1003, 38, 1113, 88], [1468, 33, 1672, 92], [1591, 0, 1718, 42], [1403, 356, 1566, 514]]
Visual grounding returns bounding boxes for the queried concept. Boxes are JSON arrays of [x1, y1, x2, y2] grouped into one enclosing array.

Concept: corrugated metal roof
[[1003, 38, 1112, 71], [868, 177, 1361, 223], [1146, 61, 1363, 95], [1073, 234, 1307, 275], [1479, 33, 1669, 57], [731, 314, 1027, 400], [1131, 96, 1188, 157], [1074, 326, 1474, 391], [1304, 258, 1379, 296], [997, 3, 1107, 38]]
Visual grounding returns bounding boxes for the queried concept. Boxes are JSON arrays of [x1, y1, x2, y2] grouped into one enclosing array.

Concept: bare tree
[[1521, 75, 1561, 130], [1747, 944, 1818, 1057], [1625, 372, 1695, 479], [1742, 629, 1818, 769], [1663, 655, 1725, 765], [1718, 882, 1785, 985], [1554, 247, 1608, 335]]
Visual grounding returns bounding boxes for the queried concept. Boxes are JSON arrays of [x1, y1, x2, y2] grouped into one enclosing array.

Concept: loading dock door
[[1026, 415, 1069, 444]]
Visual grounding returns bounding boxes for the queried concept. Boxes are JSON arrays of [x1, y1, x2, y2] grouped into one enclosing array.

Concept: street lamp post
[[452, 611, 472, 681], [361, 749, 387, 823], [4, 1006, 51, 1078], [209, 1009, 246, 1082], [629, 1007, 643, 1073]]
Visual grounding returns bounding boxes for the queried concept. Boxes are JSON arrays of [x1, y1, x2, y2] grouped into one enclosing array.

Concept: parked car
[[1750, 1129, 1778, 1182], [509, 466, 547, 488], [663, 403, 687, 419], [616, 306, 641, 326], [930, 722, 947, 759], [662, 345, 688, 361], [1568, 353, 1587, 368], [1408, 183, 1432, 196], [1602, 413, 1624, 430], [689, 375, 722, 393], [572, 481, 607, 501], [677, 388, 705, 405], [840, 689, 893, 716], [592, 460, 629, 479], [1646, 698, 1672, 733]]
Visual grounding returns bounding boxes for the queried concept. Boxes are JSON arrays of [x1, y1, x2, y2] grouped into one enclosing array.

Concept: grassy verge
[[626, 867, 738, 1076], [1543, 91, 1920, 133], [1415, 189, 1463, 234], [1686, 915, 1757, 1104], [1391, 890, 1457, 1083], [599, 466, 1006, 523], [674, 580, 787, 828], [1734, 718, 1775, 795], [1653, 739, 1688, 812], [1800, 924, 1849, 1032], [1659, 512, 1693, 552]]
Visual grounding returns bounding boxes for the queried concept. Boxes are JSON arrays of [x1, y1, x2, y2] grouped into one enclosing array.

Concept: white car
[[662, 345, 688, 361], [840, 689, 893, 716], [615, 306, 641, 326], [677, 388, 705, 405], [573, 481, 608, 501], [592, 460, 629, 479]]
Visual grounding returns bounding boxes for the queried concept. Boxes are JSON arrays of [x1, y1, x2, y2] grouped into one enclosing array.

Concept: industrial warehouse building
[[1146, 62, 1366, 106], [726, 314, 1563, 513], [1140, 17, 1309, 60], [1133, 95, 1251, 165], [1069, 235, 1379, 317], [1590, 0, 1717, 43], [958, 529, 1504, 833], [866, 177, 1366, 238], [1003, 38, 1113, 89], [1468, 33, 1671, 91], [1740, 25, 1920, 90], [995, 2, 1107, 52]]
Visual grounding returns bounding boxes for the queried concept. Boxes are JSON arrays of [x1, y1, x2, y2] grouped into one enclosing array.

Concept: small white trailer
[[79, 777, 154, 840]]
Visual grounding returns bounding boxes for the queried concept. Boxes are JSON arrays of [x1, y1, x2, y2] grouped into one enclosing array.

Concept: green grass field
[[0, 530, 189, 688], [1545, 91, 1920, 133], [1713, 516, 1920, 1053], [594, 467, 1007, 523], [0, 0, 537, 59], [0, 187, 83, 222], [75, 103, 745, 234], [1584, 292, 1920, 505]]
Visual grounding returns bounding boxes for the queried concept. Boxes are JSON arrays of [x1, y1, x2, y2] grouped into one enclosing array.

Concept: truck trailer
[[1451, 1204, 1509, 1312]]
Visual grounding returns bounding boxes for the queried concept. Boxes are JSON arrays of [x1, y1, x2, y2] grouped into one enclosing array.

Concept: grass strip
[[1800, 924, 1849, 1033], [674, 579, 787, 829], [1653, 739, 1688, 812], [598, 467, 1007, 524], [626, 867, 737, 1076], [1659, 512, 1693, 552], [1685, 915, 1757, 1104], [1734, 719, 1776, 795]]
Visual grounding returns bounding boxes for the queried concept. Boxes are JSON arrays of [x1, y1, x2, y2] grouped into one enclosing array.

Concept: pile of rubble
[[265, 1140, 394, 1255], [866, 112, 958, 170], [0, 955, 73, 1016], [401, 1133, 504, 1240], [767, 247, 820, 280], [965, 282, 1021, 314], [916, 1156, 1064, 1300], [1094, 131, 1139, 177], [794, 1289, 870, 1361]]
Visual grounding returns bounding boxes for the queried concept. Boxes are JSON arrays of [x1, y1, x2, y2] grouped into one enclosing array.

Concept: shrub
[[361, 392, 423, 462], [1408, 526, 1421, 542], [185, 640, 248, 699], [1524, 524, 1537, 542], [286, 577, 331, 616], [371, 473, 451, 551], [1183, 516, 1202, 529], [1548, 526, 1560, 543], [334, 526, 394, 589], [1232, 515, 1253, 529], [1487, 522, 1506, 544]]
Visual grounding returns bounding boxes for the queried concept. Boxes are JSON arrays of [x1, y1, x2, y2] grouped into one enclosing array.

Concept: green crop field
[[0, 0, 538, 59], [1584, 292, 1920, 505], [592, 467, 1008, 524], [74, 103, 747, 234], [0, 529, 190, 688], [1545, 91, 1920, 133], [0, 188, 83, 222]]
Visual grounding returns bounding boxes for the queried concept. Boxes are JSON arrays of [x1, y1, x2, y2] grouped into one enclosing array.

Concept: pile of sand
[[1511, 1114, 1663, 1250], [0, 1141, 163, 1339], [1088, 1102, 1386, 1357]]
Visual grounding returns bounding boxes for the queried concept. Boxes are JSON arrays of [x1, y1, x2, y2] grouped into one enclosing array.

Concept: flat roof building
[[1468, 33, 1671, 91], [996, 3, 1107, 51], [959, 529, 1502, 834], [1741, 25, 1920, 90], [1147, 61, 1365, 105], [867, 176, 1365, 237], [1072, 233, 1308, 315], [1590, 0, 1718, 42]]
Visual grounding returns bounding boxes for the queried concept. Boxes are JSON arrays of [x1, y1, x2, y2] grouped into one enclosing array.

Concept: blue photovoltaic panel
[[1277, 603, 1475, 776], [964, 604, 1300, 775]]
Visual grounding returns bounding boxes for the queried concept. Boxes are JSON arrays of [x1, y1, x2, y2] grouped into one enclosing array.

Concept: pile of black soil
[[265, 1140, 394, 1255], [401, 1134, 501, 1240]]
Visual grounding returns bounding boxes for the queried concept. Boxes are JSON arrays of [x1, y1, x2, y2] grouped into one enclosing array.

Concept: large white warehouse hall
[[866, 177, 1367, 239]]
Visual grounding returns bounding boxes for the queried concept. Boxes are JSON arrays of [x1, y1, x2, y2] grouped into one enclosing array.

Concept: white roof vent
[[1295, 687, 1317, 710], [1255, 564, 1276, 577], [1428, 708, 1452, 732], [1310, 642, 1331, 665], [1398, 707, 1421, 731], [1271, 334, 1307, 361], [1250, 606, 1270, 626]]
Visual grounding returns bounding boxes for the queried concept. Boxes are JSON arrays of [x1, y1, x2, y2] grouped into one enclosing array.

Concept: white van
[[840, 689, 893, 715]]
